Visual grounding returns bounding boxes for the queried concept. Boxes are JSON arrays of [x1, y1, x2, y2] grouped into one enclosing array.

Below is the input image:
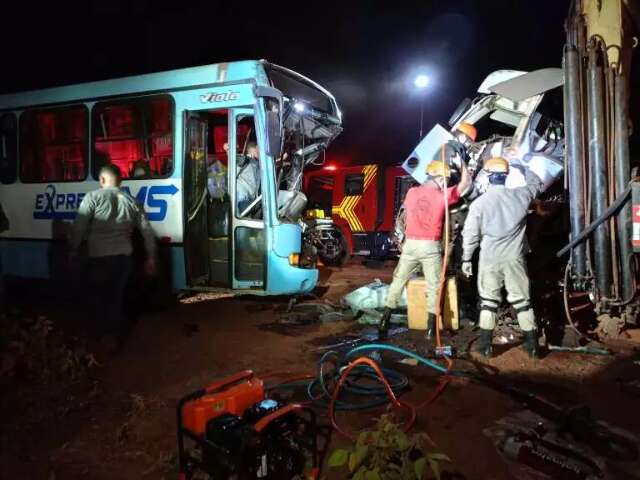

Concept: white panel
[[0, 178, 183, 242], [401, 124, 453, 185]]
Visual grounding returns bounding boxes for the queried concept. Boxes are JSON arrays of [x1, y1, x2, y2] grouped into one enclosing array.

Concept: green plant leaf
[[328, 449, 349, 468], [352, 467, 366, 480], [428, 459, 441, 480], [427, 452, 451, 462], [414, 458, 426, 479], [364, 468, 381, 480], [349, 452, 357, 472], [394, 432, 411, 451], [357, 431, 369, 447], [354, 445, 368, 468]]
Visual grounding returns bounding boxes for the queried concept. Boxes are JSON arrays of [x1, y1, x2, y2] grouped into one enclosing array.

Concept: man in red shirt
[[379, 157, 471, 339]]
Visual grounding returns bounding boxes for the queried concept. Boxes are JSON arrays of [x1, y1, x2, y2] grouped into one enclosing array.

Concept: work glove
[[461, 261, 473, 278]]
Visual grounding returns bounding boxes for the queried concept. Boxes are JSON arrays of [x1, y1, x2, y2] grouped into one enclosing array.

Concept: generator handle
[[254, 403, 304, 433], [205, 370, 255, 394]]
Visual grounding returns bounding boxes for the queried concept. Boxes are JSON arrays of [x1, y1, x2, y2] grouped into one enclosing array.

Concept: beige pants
[[385, 239, 442, 314], [477, 256, 535, 331]]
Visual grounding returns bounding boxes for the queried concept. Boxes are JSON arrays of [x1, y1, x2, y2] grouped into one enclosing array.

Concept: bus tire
[[319, 230, 350, 267]]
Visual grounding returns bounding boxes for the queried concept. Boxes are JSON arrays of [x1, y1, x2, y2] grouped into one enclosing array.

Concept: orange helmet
[[455, 123, 477, 142], [426, 160, 451, 178], [484, 157, 509, 174]]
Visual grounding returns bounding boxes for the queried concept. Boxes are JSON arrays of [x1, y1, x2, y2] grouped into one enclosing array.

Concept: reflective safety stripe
[[480, 305, 499, 313], [514, 305, 532, 314]]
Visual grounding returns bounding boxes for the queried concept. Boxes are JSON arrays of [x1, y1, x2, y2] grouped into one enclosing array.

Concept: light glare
[[414, 74, 430, 89]]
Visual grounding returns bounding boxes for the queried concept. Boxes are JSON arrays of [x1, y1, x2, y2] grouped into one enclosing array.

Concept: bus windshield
[[264, 63, 342, 220]]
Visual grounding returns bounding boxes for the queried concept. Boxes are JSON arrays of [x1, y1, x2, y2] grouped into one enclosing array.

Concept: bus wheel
[[318, 230, 350, 267]]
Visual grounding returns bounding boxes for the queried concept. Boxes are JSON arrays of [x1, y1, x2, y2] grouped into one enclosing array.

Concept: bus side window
[[236, 115, 261, 219], [19, 106, 88, 183], [92, 95, 173, 180], [0, 113, 17, 184]]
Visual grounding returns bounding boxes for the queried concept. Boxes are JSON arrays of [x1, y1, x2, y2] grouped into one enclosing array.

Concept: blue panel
[[170, 246, 187, 290], [271, 223, 302, 258], [266, 251, 318, 295]]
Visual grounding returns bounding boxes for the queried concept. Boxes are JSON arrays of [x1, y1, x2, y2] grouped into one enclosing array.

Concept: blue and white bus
[[0, 60, 342, 295]]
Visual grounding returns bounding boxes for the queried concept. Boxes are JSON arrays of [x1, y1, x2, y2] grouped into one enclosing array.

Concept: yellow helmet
[[484, 157, 509, 174], [426, 160, 451, 178]]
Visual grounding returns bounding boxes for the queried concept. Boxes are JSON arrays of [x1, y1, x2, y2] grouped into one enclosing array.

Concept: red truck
[[303, 163, 416, 265]]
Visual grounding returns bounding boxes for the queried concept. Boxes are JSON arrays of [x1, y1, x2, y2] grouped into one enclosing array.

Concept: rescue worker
[[379, 157, 471, 339], [237, 141, 261, 214], [69, 164, 157, 351], [461, 157, 543, 359], [449, 122, 477, 162]]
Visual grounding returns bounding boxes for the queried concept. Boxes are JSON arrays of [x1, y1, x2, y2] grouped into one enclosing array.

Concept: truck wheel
[[319, 231, 350, 267]]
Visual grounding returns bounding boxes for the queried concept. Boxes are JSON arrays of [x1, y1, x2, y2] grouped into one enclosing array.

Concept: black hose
[[557, 179, 636, 258]]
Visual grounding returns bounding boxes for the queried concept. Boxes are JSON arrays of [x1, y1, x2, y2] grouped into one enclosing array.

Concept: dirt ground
[[2, 260, 640, 480]]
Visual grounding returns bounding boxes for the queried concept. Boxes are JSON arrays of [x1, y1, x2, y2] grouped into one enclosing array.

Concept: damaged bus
[[0, 60, 342, 295]]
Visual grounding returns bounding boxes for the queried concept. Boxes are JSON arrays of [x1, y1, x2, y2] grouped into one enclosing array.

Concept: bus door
[[183, 112, 210, 286], [230, 108, 266, 290]]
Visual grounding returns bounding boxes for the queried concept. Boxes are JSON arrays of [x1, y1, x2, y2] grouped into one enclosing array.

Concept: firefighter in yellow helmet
[[461, 157, 544, 358], [379, 154, 471, 339]]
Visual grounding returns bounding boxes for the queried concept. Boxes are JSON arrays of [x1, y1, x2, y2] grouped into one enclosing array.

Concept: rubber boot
[[522, 330, 539, 359], [425, 313, 437, 340], [378, 307, 392, 340], [475, 329, 493, 358]]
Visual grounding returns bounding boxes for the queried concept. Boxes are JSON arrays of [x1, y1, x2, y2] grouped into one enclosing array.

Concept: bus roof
[[0, 60, 268, 110]]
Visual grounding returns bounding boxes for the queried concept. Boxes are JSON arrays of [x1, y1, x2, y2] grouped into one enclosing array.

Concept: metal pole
[[587, 47, 612, 299], [614, 72, 635, 301], [563, 46, 588, 278], [419, 99, 424, 140]]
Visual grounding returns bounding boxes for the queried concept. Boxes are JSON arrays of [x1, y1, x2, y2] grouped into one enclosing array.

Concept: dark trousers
[[87, 255, 132, 338]]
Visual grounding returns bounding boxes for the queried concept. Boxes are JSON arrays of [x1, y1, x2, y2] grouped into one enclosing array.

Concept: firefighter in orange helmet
[[448, 122, 477, 165]]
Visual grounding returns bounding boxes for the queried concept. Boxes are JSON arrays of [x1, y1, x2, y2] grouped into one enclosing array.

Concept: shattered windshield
[[264, 62, 342, 220]]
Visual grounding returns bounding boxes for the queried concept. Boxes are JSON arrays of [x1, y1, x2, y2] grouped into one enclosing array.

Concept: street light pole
[[414, 74, 430, 140], [419, 97, 424, 139]]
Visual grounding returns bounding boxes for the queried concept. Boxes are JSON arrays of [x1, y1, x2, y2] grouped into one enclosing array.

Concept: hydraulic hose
[[347, 344, 452, 375], [557, 178, 638, 258]]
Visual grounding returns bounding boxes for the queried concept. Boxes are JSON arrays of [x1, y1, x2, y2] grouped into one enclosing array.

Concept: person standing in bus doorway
[[378, 157, 471, 340], [69, 164, 157, 353], [236, 141, 261, 215]]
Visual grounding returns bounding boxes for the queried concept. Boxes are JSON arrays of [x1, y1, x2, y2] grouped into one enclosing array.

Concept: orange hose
[[329, 357, 416, 440]]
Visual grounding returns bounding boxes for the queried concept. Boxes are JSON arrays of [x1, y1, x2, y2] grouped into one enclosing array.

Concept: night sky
[[3, 0, 570, 164]]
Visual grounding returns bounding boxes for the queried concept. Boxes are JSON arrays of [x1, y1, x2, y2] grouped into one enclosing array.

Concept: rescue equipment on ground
[[177, 370, 318, 480]]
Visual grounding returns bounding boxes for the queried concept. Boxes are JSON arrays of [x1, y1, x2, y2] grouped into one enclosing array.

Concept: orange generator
[[177, 371, 318, 480]]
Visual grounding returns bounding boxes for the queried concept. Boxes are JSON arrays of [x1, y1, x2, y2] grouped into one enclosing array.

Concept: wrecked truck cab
[[450, 68, 565, 196], [402, 68, 565, 196]]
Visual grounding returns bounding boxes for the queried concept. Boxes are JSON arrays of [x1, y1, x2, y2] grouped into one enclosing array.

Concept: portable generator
[[177, 370, 318, 480]]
